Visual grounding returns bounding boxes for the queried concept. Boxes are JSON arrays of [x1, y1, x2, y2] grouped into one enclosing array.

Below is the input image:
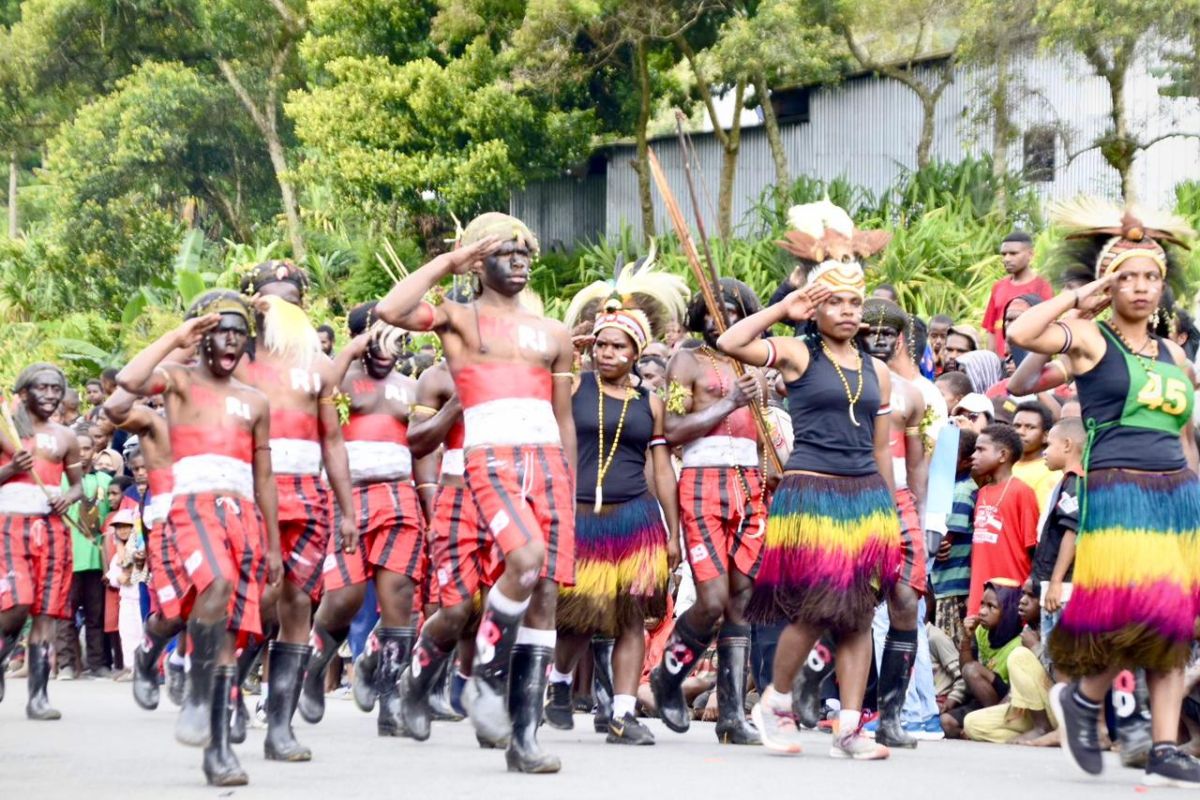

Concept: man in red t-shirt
[[983, 232, 1052, 358], [967, 424, 1040, 614]]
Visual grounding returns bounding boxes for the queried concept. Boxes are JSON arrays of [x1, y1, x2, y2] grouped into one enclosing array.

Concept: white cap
[[953, 393, 994, 418]]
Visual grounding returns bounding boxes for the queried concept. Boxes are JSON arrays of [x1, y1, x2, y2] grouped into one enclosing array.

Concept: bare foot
[[1022, 728, 1061, 748], [1012, 726, 1050, 745]]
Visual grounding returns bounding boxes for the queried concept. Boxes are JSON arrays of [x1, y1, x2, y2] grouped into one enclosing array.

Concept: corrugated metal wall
[[508, 170, 607, 253], [511, 48, 1200, 246]]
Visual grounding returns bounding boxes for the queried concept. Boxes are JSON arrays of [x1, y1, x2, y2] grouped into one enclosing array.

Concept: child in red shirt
[[967, 424, 1040, 614]]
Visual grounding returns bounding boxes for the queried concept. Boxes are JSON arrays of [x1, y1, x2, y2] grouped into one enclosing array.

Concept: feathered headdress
[[367, 319, 408, 358], [460, 212, 540, 257], [776, 200, 891, 298], [592, 299, 653, 355], [563, 240, 688, 341], [1050, 197, 1194, 278], [258, 295, 321, 370], [240, 260, 311, 298]]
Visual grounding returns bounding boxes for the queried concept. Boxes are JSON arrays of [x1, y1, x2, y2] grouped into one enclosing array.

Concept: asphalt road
[[0, 679, 1174, 799]]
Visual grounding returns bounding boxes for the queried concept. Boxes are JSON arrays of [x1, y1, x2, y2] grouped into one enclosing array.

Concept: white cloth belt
[[270, 438, 322, 476], [347, 440, 413, 483], [0, 482, 55, 515], [462, 398, 560, 449], [441, 448, 465, 478], [172, 455, 254, 501], [144, 493, 173, 527], [681, 436, 758, 468]]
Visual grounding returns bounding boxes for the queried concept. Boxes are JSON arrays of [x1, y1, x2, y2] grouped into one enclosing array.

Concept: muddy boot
[[397, 633, 452, 741], [465, 597, 526, 747], [353, 627, 381, 712], [714, 625, 760, 745], [264, 642, 313, 761], [874, 628, 918, 749], [505, 644, 561, 774], [649, 615, 712, 734], [791, 636, 836, 729], [203, 665, 248, 787], [230, 632, 266, 745], [376, 627, 415, 737], [299, 623, 346, 724], [25, 642, 60, 721], [592, 638, 615, 733], [132, 627, 172, 711], [427, 658, 462, 722], [175, 620, 223, 747]]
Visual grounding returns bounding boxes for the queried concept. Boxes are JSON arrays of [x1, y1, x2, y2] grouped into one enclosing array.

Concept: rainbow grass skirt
[[747, 473, 901, 634], [556, 492, 669, 636], [1049, 468, 1200, 675]]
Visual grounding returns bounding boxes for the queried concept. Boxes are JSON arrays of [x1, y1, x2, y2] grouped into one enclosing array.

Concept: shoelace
[[767, 707, 800, 732]]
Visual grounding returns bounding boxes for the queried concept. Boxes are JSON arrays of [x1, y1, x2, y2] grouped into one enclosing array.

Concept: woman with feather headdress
[[716, 200, 899, 761], [1007, 198, 1200, 787], [543, 251, 686, 745]]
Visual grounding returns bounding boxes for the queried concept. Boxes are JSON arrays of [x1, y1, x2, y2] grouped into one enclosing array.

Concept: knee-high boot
[[791, 636, 836, 729], [25, 642, 61, 721], [376, 627, 416, 737], [592, 637, 615, 733], [175, 620, 223, 747], [264, 642, 313, 761], [298, 623, 347, 724], [714, 624, 760, 745], [505, 644, 561, 774], [203, 665, 248, 786], [649, 614, 713, 733]]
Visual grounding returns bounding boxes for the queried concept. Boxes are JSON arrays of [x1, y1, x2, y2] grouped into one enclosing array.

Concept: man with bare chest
[[377, 213, 576, 773], [117, 291, 280, 786], [234, 261, 357, 762], [650, 280, 772, 746], [0, 362, 84, 721], [299, 302, 434, 736]]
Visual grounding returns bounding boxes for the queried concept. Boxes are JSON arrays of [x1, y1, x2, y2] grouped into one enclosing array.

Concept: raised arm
[[330, 333, 369, 387], [1007, 276, 1112, 358], [1006, 352, 1069, 396], [717, 285, 826, 376], [117, 316, 218, 395], [375, 237, 502, 330], [103, 388, 156, 431]]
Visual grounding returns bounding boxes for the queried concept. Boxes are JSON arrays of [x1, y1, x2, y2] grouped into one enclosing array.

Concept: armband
[[762, 339, 777, 369], [410, 404, 439, 418], [416, 483, 439, 491], [904, 426, 920, 437], [665, 380, 691, 416], [876, 404, 892, 417], [1054, 321, 1073, 354], [411, 301, 437, 332], [649, 437, 669, 448], [152, 366, 173, 394], [551, 372, 575, 380], [255, 444, 272, 452]]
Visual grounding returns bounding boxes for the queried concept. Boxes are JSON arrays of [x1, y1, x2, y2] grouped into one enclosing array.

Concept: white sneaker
[[751, 702, 804, 755], [831, 730, 890, 760]]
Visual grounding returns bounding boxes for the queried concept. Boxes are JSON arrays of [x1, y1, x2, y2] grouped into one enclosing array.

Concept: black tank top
[[785, 346, 883, 477], [1076, 323, 1188, 471], [574, 372, 654, 504]]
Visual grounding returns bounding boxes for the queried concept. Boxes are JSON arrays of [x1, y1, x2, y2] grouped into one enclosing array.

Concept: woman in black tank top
[[716, 206, 900, 760], [545, 303, 679, 746], [1007, 201, 1200, 785]]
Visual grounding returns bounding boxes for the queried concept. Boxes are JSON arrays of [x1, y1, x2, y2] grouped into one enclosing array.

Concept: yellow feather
[[260, 295, 321, 370]]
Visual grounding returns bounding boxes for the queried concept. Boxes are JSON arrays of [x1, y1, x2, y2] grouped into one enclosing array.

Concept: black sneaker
[[1049, 682, 1104, 777], [1144, 745, 1200, 788], [544, 681, 574, 730], [607, 712, 655, 745]]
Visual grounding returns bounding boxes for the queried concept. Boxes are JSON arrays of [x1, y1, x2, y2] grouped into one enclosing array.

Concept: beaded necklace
[[595, 375, 636, 512], [820, 338, 864, 426]]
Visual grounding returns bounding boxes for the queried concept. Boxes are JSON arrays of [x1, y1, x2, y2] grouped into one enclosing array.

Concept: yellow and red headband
[[593, 305, 652, 355], [1095, 235, 1167, 279], [805, 260, 866, 299]]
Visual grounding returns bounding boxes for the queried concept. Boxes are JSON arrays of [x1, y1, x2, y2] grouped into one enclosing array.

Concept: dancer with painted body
[[104, 387, 184, 711], [299, 302, 434, 736], [649, 278, 771, 746], [233, 261, 358, 761], [0, 363, 84, 720], [1007, 200, 1200, 787], [117, 291, 280, 786], [378, 213, 576, 773], [720, 201, 899, 760], [545, 290, 683, 745]]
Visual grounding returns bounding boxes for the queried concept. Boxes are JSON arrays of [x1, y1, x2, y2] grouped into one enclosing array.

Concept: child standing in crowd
[[931, 429, 978, 643], [1010, 401, 1061, 513], [105, 508, 145, 679], [967, 424, 1040, 615], [1031, 416, 1084, 654]]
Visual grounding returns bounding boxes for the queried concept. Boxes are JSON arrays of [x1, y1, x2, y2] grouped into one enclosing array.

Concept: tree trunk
[[6, 154, 16, 239], [1107, 67, 1136, 202], [754, 71, 790, 196], [197, 176, 252, 243], [916, 91, 937, 169], [990, 42, 1011, 217], [216, 54, 307, 262], [633, 39, 655, 246], [717, 79, 746, 239]]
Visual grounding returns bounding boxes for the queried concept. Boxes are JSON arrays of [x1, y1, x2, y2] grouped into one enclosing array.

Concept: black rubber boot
[[428, 662, 464, 722], [466, 604, 525, 747], [714, 625, 761, 745], [592, 638, 615, 733], [376, 627, 415, 737], [176, 620, 223, 747], [352, 627, 382, 712], [791, 635, 836, 729], [299, 623, 347, 724], [649, 615, 712, 734], [875, 629, 918, 749], [396, 634, 452, 741], [230, 632, 266, 745], [544, 679, 574, 730], [505, 644, 561, 774], [167, 644, 186, 708], [203, 665, 248, 787], [25, 642, 60, 721], [264, 642, 313, 761], [132, 627, 172, 711], [0, 630, 17, 705]]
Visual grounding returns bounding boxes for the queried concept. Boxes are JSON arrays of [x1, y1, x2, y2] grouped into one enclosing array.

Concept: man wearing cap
[[952, 393, 994, 434], [983, 232, 1053, 357], [377, 213, 576, 773], [116, 291, 280, 786], [0, 362, 85, 721]]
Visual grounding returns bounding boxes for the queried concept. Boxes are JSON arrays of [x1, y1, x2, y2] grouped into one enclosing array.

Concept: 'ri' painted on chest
[[479, 316, 550, 356], [350, 380, 410, 405], [251, 361, 322, 394]]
